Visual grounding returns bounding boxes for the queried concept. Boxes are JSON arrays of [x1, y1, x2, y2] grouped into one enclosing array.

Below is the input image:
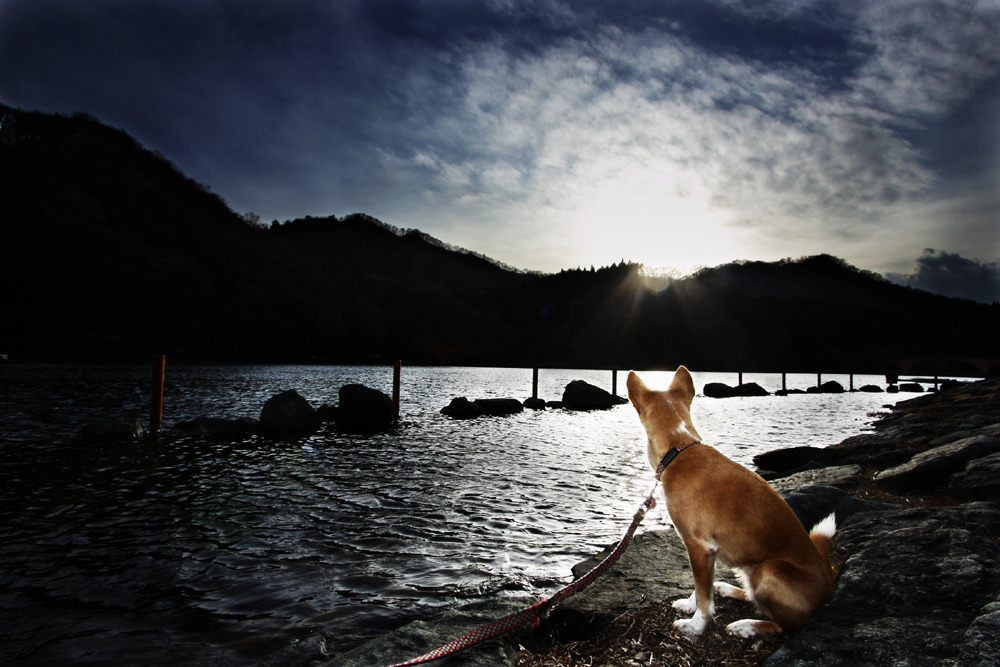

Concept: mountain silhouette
[[2, 102, 997, 374]]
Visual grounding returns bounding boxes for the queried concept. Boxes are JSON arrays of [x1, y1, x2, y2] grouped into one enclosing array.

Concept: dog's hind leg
[[727, 619, 782, 638], [726, 559, 815, 637], [673, 542, 718, 637], [714, 581, 748, 601]]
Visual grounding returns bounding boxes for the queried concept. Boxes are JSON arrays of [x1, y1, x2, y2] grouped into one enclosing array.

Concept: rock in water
[[337, 384, 396, 433], [562, 380, 627, 410], [259, 389, 319, 437]]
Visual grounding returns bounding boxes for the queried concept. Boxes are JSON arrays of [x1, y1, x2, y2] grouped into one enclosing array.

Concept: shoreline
[[327, 378, 1000, 666]]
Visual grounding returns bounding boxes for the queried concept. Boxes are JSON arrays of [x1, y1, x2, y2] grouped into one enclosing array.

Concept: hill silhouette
[[1, 102, 997, 374]]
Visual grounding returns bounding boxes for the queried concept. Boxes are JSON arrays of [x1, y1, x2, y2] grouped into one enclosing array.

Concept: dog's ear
[[626, 371, 649, 411], [668, 366, 696, 405]]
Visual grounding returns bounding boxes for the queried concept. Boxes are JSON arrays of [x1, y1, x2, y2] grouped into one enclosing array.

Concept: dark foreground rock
[[332, 379, 1000, 666]]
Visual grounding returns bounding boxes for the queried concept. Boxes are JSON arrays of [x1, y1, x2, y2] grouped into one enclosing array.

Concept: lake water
[[0, 364, 909, 665]]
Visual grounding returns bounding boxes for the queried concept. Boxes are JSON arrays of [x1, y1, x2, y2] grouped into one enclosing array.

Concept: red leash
[[387, 444, 695, 666]]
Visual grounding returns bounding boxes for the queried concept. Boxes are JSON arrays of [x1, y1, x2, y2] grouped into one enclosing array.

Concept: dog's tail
[[809, 513, 837, 572]]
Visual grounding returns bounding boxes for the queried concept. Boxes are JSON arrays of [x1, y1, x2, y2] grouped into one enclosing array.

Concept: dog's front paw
[[673, 611, 709, 638], [672, 592, 697, 615]]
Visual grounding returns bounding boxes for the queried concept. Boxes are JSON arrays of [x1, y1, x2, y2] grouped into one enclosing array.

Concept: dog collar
[[655, 441, 698, 480]]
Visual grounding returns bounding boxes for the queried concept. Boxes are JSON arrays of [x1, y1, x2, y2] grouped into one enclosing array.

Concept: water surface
[[0, 364, 905, 664]]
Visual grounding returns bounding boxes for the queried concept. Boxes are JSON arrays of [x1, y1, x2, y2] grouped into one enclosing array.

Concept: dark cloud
[[887, 250, 1000, 304]]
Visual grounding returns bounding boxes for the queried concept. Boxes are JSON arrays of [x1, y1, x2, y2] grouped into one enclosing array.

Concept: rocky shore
[[327, 378, 1000, 666]]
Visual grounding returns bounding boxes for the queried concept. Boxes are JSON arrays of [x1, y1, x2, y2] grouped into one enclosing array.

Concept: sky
[[1, 0, 998, 301]]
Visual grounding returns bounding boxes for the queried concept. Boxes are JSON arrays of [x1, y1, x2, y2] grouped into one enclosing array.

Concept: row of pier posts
[[148, 357, 951, 430]]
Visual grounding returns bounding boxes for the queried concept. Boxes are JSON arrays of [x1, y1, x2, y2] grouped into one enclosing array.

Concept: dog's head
[[627, 367, 702, 470]]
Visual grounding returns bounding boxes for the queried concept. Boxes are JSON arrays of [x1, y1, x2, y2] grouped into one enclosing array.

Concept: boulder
[[561, 380, 627, 411], [337, 384, 396, 433], [259, 389, 319, 437], [552, 531, 702, 641], [523, 397, 546, 410], [766, 504, 1000, 666], [807, 380, 845, 394], [175, 416, 257, 438], [875, 434, 1000, 491], [735, 382, 769, 397], [472, 398, 524, 417], [899, 382, 924, 393], [949, 452, 1000, 500], [704, 382, 735, 398], [441, 397, 484, 419], [79, 417, 144, 442], [857, 384, 884, 393]]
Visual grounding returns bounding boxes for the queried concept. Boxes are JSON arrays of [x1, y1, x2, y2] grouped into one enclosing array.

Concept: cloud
[[887, 250, 1000, 304], [0, 0, 997, 278]]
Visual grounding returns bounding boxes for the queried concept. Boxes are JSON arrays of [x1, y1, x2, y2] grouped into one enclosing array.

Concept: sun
[[572, 164, 745, 275]]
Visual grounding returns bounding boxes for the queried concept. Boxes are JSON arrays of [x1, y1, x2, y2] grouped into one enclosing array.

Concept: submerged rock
[[79, 417, 144, 442], [175, 416, 257, 438]]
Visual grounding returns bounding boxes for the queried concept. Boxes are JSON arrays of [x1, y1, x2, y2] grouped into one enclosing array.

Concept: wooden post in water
[[150, 354, 165, 433], [393, 360, 401, 418], [532, 367, 539, 400], [849, 374, 854, 391], [738, 371, 743, 387], [612, 366, 618, 396], [817, 373, 822, 388], [782, 373, 787, 392]]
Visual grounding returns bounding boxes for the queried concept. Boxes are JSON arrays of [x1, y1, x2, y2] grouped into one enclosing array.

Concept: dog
[[626, 367, 836, 638]]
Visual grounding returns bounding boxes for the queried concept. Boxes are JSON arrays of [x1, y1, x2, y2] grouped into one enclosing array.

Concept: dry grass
[[518, 598, 784, 667]]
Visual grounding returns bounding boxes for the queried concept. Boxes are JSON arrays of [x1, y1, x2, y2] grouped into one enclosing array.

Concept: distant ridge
[[2, 102, 997, 373]]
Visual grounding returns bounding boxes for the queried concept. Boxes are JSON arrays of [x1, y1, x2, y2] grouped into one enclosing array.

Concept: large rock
[[875, 434, 1000, 491], [704, 382, 736, 398], [807, 380, 845, 394], [562, 380, 627, 411], [949, 452, 1000, 501], [704, 382, 769, 398], [337, 384, 396, 433], [441, 396, 484, 419], [766, 504, 1000, 666], [440, 397, 524, 418], [259, 389, 319, 437]]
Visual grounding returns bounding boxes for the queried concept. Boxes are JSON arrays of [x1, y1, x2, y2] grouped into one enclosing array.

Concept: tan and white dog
[[627, 367, 836, 638]]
